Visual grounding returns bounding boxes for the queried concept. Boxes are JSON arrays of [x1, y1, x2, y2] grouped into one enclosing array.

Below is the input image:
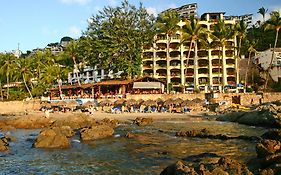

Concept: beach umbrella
[[99, 99, 112, 106], [164, 98, 174, 106], [181, 99, 194, 107], [51, 101, 60, 107], [114, 99, 125, 106], [156, 98, 164, 105], [125, 99, 137, 106], [67, 101, 79, 108], [57, 101, 68, 106], [82, 101, 96, 108], [137, 99, 144, 105], [143, 99, 157, 106], [192, 98, 204, 104], [41, 102, 51, 109], [173, 98, 184, 106]]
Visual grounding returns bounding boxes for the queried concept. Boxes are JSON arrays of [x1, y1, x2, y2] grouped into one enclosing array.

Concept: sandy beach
[[0, 100, 205, 123]]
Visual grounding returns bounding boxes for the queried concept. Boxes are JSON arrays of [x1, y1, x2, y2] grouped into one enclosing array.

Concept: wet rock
[[0, 125, 16, 131], [160, 160, 197, 175], [125, 132, 136, 138], [99, 118, 119, 127], [51, 126, 75, 138], [256, 140, 281, 158], [51, 114, 96, 129], [261, 129, 281, 141], [217, 105, 281, 128], [160, 157, 253, 175], [133, 117, 153, 126], [0, 137, 9, 151], [4, 116, 52, 129], [176, 129, 260, 141], [33, 128, 70, 149], [80, 125, 114, 141]]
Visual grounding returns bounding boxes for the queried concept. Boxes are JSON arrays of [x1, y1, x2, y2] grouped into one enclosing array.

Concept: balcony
[[226, 50, 234, 57], [197, 50, 208, 58], [142, 65, 153, 70]]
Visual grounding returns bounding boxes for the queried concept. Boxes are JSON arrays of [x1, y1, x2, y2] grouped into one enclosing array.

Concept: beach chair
[[151, 106, 157, 113]]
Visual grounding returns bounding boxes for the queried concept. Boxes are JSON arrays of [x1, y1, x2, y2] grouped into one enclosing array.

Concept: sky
[[0, 0, 281, 53]]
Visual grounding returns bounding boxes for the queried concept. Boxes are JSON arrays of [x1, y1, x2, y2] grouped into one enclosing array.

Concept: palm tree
[[234, 20, 248, 83], [258, 7, 268, 23], [264, 11, 281, 90], [181, 16, 208, 90], [65, 40, 82, 86], [244, 40, 257, 90], [0, 53, 16, 99], [211, 19, 234, 92], [155, 10, 180, 87], [15, 57, 33, 99]]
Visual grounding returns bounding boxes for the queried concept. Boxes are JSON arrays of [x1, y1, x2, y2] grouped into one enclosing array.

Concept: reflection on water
[[0, 119, 266, 175]]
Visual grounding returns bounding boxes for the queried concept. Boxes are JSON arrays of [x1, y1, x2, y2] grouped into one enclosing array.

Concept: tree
[[15, 57, 33, 99], [155, 10, 180, 85], [244, 40, 257, 89], [264, 11, 281, 90], [64, 40, 82, 86], [258, 7, 268, 23], [211, 19, 234, 92], [85, 0, 155, 79], [0, 53, 16, 99], [234, 20, 248, 83], [181, 16, 208, 88]]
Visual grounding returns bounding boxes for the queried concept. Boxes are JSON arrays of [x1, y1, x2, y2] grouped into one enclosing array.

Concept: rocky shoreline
[[1, 101, 281, 174]]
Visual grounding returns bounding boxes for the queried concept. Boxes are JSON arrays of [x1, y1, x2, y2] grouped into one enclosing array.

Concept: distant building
[[11, 48, 22, 58], [254, 48, 281, 82], [225, 14, 253, 28], [68, 66, 123, 85], [45, 42, 64, 55], [162, 3, 198, 19]]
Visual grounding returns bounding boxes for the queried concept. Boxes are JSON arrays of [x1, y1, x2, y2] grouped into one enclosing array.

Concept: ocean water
[[0, 119, 266, 175]]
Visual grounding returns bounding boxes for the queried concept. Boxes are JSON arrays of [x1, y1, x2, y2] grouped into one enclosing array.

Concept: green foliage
[[246, 87, 254, 93], [84, 0, 155, 79]]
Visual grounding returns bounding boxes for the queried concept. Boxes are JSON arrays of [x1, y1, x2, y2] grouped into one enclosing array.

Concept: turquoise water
[[0, 119, 266, 175]]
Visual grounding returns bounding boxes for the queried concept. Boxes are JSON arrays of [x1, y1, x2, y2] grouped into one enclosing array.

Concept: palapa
[[143, 99, 157, 106], [99, 99, 112, 106]]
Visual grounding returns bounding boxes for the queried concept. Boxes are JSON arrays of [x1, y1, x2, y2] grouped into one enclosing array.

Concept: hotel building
[[141, 12, 238, 92], [162, 3, 198, 19]]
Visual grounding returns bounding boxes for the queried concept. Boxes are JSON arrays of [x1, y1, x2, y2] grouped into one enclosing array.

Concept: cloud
[[146, 7, 157, 17], [68, 26, 81, 38], [58, 0, 91, 6]]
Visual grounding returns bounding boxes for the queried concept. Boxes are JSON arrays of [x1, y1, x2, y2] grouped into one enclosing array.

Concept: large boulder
[[133, 117, 153, 126], [217, 104, 281, 128], [99, 118, 119, 128], [51, 114, 96, 129], [160, 157, 253, 175], [33, 128, 70, 148], [4, 115, 52, 129], [0, 137, 9, 151], [256, 140, 281, 158], [80, 125, 114, 141], [262, 129, 281, 141]]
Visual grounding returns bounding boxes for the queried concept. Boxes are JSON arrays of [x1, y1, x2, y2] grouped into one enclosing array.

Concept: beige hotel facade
[[141, 12, 238, 93]]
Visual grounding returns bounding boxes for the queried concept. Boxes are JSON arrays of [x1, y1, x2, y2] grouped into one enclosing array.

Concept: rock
[[0, 137, 9, 151], [80, 125, 114, 141], [51, 114, 96, 129], [160, 160, 197, 175], [262, 129, 281, 141], [176, 128, 209, 137], [160, 157, 253, 175], [51, 126, 75, 138], [125, 132, 135, 138], [133, 117, 153, 126], [256, 140, 281, 158], [217, 103, 281, 128], [5, 116, 52, 129], [0, 125, 16, 131], [99, 118, 119, 127], [33, 128, 70, 148]]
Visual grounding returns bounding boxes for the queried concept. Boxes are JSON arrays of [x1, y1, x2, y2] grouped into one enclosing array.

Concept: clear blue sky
[[0, 0, 280, 53]]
